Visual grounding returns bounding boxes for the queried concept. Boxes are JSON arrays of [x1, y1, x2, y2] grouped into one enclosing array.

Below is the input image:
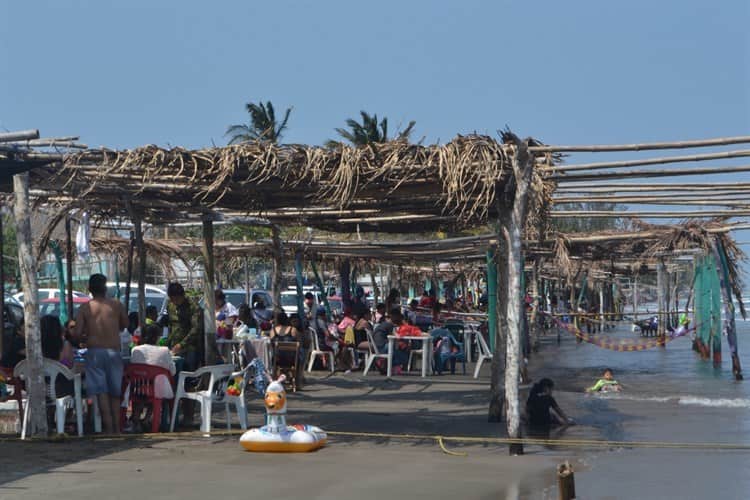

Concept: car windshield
[[39, 302, 87, 318], [281, 294, 299, 307]]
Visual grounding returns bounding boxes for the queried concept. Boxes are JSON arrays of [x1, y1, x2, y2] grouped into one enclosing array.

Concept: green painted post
[[487, 248, 498, 352], [310, 259, 331, 320], [294, 251, 305, 321], [49, 241, 68, 325]]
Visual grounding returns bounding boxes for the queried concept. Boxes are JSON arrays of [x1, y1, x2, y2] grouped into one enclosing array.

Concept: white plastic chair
[[224, 365, 252, 430], [473, 333, 494, 379], [362, 330, 390, 376], [406, 336, 426, 373], [307, 328, 334, 373], [14, 359, 84, 438], [169, 364, 236, 433]]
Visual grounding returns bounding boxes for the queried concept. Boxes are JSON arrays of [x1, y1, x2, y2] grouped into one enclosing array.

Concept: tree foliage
[[225, 101, 292, 144], [327, 111, 415, 147]]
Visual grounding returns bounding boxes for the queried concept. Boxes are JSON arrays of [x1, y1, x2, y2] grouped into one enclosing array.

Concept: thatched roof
[[28, 133, 555, 233]]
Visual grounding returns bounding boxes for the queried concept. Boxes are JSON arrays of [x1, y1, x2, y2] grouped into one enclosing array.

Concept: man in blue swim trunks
[[75, 274, 128, 434]]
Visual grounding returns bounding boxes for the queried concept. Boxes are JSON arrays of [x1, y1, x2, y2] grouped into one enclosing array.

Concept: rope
[[541, 311, 695, 352], [9, 429, 750, 454]]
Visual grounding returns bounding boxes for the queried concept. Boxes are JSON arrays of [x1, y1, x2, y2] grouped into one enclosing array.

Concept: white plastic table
[[386, 335, 433, 378]]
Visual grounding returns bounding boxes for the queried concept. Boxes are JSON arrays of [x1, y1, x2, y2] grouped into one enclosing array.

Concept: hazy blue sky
[[2, 1, 750, 250]]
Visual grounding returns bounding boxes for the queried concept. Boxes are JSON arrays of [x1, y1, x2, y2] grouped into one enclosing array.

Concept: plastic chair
[[120, 363, 175, 433], [306, 328, 334, 374], [362, 330, 390, 376], [444, 320, 465, 343], [473, 332, 494, 379], [274, 341, 300, 392], [407, 342, 424, 373], [14, 359, 84, 438], [169, 364, 234, 433], [433, 331, 466, 375], [224, 364, 253, 430]]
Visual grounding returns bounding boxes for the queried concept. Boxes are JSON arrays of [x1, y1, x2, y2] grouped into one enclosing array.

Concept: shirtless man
[[75, 274, 128, 434]]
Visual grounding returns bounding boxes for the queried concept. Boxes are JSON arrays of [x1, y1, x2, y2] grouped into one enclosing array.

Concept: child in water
[[586, 368, 621, 393]]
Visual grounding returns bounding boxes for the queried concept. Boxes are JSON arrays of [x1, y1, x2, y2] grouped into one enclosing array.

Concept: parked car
[[200, 288, 274, 311], [13, 288, 88, 305], [106, 282, 166, 299], [39, 296, 91, 319]]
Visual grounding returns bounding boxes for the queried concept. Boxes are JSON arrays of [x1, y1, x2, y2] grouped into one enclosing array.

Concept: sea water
[[531, 319, 750, 499]]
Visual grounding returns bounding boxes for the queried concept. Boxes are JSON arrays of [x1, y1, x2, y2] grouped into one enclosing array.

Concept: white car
[[106, 282, 166, 298], [280, 289, 322, 316], [13, 288, 88, 305]]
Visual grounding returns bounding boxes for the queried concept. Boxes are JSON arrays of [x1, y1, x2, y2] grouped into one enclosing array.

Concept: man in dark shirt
[[525, 378, 574, 437]]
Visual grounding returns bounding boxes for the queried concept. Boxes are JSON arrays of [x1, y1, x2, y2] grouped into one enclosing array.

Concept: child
[[586, 368, 621, 393]]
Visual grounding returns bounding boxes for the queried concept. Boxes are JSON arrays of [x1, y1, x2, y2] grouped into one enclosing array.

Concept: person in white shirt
[[129, 324, 176, 406], [215, 289, 239, 324]]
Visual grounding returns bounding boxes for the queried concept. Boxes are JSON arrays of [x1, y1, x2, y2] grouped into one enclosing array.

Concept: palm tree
[[327, 111, 415, 147], [225, 101, 292, 144]]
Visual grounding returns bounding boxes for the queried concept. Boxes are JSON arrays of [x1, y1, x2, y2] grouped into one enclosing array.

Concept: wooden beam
[[530, 135, 750, 153], [551, 210, 750, 218], [201, 218, 217, 365], [0, 130, 39, 142], [554, 164, 750, 182], [549, 149, 750, 172]]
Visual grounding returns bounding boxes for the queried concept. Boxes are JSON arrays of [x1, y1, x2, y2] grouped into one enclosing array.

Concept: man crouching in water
[[75, 274, 128, 434]]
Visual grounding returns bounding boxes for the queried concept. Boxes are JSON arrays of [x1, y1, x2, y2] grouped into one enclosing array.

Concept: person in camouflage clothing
[[161, 282, 205, 427], [163, 282, 204, 371]]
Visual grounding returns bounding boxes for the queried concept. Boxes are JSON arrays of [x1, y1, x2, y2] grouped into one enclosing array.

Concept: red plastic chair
[[120, 363, 175, 433]]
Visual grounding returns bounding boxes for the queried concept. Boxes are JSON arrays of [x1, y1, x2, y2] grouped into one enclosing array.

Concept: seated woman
[[128, 324, 176, 432]]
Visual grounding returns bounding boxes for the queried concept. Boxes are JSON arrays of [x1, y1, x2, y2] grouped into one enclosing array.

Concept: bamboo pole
[[134, 216, 147, 330], [0, 129, 39, 142], [0, 214, 4, 356], [555, 163, 750, 182], [124, 231, 134, 314], [530, 135, 750, 153], [13, 172, 47, 437], [65, 216, 74, 322], [555, 183, 750, 192], [549, 149, 750, 172], [271, 226, 283, 314], [551, 210, 750, 218]]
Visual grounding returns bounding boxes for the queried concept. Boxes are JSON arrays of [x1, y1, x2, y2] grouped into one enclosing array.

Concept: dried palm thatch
[[29, 134, 557, 233], [87, 237, 191, 279]]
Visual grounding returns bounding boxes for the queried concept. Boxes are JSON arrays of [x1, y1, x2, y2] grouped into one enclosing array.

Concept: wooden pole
[[554, 163, 750, 182], [13, 172, 47, 437], [201, 218, 217, 365], [556, 461, 576, 500], [0, 129, 39, 142], [65, 216, 74, 321], [504, 137, 534, 455], [244, 255, 250, 305], [550, 149, 750, 172], [530, 134, 750, 153], [271, 225, 283, 314], [124, 231, 134, 313], [551, 209, 750, 218], [0, 214, 4, 355], [340, 259, 351, 308], [657, 259, 667, 343], [134, 216, 147, 330], [632, 276, 638, 322]]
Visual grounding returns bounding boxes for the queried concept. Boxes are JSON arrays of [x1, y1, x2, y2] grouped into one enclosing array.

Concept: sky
[[1, 1, 750, 266]]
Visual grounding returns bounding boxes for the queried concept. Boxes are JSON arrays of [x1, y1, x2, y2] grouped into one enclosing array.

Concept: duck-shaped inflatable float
[[240, 375, 326, 452]]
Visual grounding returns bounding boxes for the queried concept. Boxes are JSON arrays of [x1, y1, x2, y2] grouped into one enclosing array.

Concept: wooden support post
[[13, 173, 47, 436], [486, 247, 498, 353], [656, 258, 667, 344], [599, 284, 605, 332], [201, 218, 217, 365], [370, 269, 378, 311], [503, 136, 534, 455], [0, 214, 4, 355], [271, 225, 283, 314], [294, 251, 305, 321], [244, 255, 250, 306], [530, 256, 540, 352], [65, 215, 74, 321], [557, 461, 576, 500], [124, 231, 134, 313], [134, 216, 147, 330], [632, 276, 638, 321], [340, 259, 351, 308]]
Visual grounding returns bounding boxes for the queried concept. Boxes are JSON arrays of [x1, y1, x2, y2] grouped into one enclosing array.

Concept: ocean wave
[[678, 396, 750, 408], [593, 393, 750, 407]]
